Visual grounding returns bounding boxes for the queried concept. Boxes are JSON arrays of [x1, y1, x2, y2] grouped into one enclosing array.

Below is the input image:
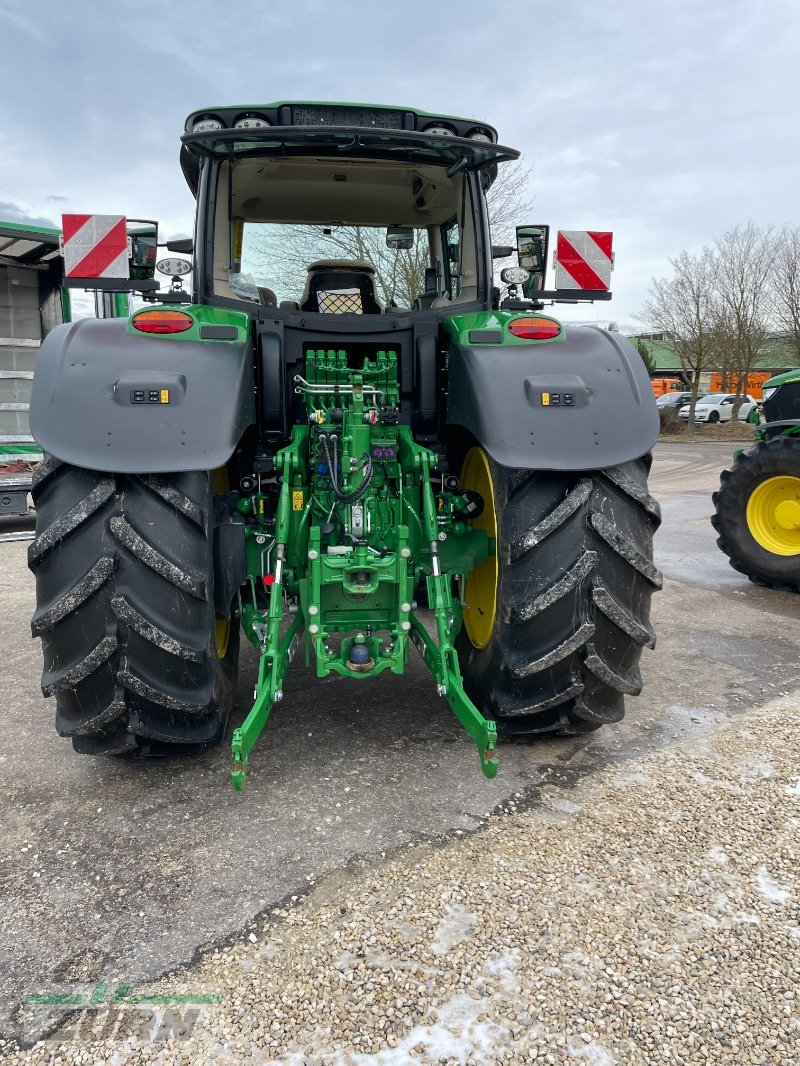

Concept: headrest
[[306, 259, 376, 275]]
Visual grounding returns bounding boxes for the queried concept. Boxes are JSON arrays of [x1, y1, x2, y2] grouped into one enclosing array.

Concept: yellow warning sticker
[[541, 391, 550, 406], [232, 217, 244, 268], [292, 490, 304, 511], [160, 389, 170, 404]]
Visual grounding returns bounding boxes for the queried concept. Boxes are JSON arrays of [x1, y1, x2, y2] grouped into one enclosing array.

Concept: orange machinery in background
[[651, 377, 687, 397], [708, 372, 772, 400]]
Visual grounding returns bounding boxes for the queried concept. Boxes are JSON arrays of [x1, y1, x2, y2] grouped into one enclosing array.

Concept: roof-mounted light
[[468, 128, 493, 143], [233, 115, 271, 129], [508, 316, 562, 341], [422, 123, 456, 137], [191, 116, 224, 133]]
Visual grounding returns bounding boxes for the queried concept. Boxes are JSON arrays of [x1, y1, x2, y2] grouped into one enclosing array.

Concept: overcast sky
[[1, 0, 797, 329]]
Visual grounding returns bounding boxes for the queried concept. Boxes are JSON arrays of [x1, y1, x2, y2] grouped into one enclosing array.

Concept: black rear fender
[[446, 325, 659, 470], [30, 319, 254, 473]]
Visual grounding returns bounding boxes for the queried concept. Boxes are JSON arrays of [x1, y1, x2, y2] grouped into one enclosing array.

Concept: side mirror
[[128, 219, 159, 280], [387, 226, 414, 250], [516, 224, 550, 292]]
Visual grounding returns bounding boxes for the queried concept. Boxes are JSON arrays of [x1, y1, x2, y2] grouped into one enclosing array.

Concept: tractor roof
[[183, 101, 498, 139], [179, 101, 518, 196]]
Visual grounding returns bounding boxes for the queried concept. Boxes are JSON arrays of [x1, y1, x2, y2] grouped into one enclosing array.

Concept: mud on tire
[[457, 455, 662, 736], [28, 457, 238, 755]]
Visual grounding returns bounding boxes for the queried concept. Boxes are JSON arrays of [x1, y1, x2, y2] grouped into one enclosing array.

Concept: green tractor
[[713, 369, 800, 592], [27, 102, 661, 789]]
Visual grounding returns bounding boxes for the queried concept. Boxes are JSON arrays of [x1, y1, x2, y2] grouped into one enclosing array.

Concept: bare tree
[[769, 224, 800, 365], [640, 248, 719, 435], [705, 299, 739, 390], [485, 159, 535, 244], [246, 225, 431, 308], [713, 223, 775, 417], [486, 160, 535, 285], [242, 158, 535, 307]]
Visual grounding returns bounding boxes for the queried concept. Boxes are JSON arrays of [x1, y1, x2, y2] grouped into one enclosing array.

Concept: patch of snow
[[483, 949, 520, 993], [740, 761, 774, 781], [708, 846, 730, 866], [613, 768, 652, 786], [542, 792, 582, 815], [756, 867, 790, 904], [692, 771, 742, 792], [786, 778, 800, 797], [432, 904, 477, 955], [317, 993, 505, 1065]]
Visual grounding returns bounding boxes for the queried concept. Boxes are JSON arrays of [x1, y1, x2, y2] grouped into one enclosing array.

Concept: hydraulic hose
[[320, 434, 374, 505]]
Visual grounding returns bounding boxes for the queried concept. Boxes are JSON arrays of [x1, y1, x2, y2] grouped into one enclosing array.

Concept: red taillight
[[507, 316, 562, 341], [132, 310, 193, 334]]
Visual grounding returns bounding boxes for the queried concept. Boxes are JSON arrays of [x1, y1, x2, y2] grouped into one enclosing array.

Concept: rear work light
[[191, 116, 223, 133], [132, 310, 194, 334], [507, 316, 562, 341], [234, 115, 271, 129]]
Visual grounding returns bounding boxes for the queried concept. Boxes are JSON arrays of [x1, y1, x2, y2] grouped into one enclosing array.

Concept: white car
[[678, 393, 758, 423]]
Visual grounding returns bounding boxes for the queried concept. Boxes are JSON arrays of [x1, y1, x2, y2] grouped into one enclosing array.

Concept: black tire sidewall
[[713, 439, 800, 589]]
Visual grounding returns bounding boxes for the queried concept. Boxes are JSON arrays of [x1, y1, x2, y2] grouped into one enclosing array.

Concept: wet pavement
[[1, 441, 798, 1044]]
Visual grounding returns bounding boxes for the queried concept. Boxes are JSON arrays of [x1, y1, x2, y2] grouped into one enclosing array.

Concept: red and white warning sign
[[555, 230, 613, 291], [61, 214, 129, 279]]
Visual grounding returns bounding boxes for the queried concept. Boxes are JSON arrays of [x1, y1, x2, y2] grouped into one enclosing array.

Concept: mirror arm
[[64, 278, 160, 294]]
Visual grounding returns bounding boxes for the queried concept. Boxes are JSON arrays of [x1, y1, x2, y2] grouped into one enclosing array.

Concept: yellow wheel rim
[[215, 617, 230, 658], [460, 446, 498, 649], [213, 464, 232, 658], [746, 475, 800, 556]]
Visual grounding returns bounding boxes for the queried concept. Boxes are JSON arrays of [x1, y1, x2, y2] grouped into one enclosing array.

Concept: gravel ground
[[8, 696, 799, 1065]]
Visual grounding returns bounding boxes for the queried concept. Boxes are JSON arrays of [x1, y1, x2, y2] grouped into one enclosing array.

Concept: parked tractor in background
[[27, 102, 661, 789], [0, 222, 71, 537], [713, 369, 800, 593]]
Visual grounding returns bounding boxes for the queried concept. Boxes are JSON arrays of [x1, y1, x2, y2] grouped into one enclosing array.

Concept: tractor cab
[[179, 103, 519, 316]]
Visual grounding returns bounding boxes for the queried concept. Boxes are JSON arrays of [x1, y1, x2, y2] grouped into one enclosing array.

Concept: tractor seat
[[300, 259, 382, 314]]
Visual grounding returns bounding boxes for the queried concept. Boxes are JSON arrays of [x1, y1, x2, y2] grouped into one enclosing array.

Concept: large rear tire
[[711, 437, 800, 593], [457, 450, 662, 736], [28, 457, 238, 755]]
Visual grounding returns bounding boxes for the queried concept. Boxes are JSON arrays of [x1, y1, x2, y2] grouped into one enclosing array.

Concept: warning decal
[[62, 214, 129, 279], [555, 230, 613, 291]]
